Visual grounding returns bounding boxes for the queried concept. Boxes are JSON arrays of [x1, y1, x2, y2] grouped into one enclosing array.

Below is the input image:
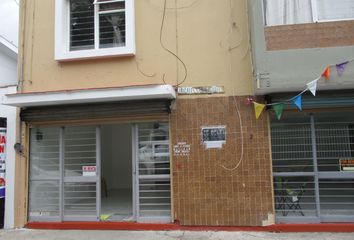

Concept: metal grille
[[273, 176, 317, 217], [271, 111, 354, 223], [29, 127, 60, 219], [315, 113, 354, 172], [319, 179, 354, 216], [137, 122, 171, 221], [271, 114, 313, 173], [64, 182, 97, 217], [64, 126, 97, 177]]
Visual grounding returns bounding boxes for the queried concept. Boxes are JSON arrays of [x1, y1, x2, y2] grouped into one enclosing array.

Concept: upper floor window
[[264, 0, 354, 26], [55, 0, 135, 61]]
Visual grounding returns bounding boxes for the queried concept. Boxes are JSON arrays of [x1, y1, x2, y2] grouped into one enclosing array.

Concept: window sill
[[55, 46, 135, 61]]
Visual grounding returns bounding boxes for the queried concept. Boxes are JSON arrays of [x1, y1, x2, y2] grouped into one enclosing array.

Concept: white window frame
[[55, 0, 135, 61]]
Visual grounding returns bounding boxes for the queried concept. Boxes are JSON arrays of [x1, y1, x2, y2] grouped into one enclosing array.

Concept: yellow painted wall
[[20, 0, 253, 96]]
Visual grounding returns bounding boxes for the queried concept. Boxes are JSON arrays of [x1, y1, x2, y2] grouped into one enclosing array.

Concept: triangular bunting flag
[[306, 79, 318, 96], [321, 66, 331, 80], [272, 103, 284, 120], [293, 95, 302, 111], [253, 102, 266, 120], [336, 61, 349, 77]]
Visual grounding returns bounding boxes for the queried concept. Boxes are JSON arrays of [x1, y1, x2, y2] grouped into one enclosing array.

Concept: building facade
[[0, 36, 18, 229], [249, 0, 354, 223], [4, 0, 275, 228]]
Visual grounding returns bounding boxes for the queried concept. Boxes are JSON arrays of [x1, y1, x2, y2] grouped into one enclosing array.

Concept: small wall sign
[[173, 142, 191, 156], [339, 159, 354, 171], [177, 86, 225, 95], [201, 126, 226, 149], [82, 166, 97, 176]]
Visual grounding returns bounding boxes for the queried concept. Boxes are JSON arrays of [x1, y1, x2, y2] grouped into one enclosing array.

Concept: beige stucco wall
[[20, 0, 253, 96]]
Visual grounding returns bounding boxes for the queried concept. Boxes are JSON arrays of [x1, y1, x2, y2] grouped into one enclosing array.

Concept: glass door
[[29, 125, 101, 222], [63, 126, 100, 221], [135, 122, 172, 223]]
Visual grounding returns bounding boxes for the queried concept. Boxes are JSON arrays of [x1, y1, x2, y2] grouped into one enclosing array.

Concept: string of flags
[[251, 58, 353, 120]]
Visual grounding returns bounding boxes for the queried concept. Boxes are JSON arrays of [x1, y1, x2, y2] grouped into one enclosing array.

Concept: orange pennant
[[321, 66, 331, 80]]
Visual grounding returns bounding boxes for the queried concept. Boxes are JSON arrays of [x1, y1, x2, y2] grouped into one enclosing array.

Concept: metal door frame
[[131, 124, 137, 221], [134, 123, 172, 223]]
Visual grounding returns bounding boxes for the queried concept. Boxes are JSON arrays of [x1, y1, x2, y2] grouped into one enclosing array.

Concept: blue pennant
[[293, 95, 302, 111]]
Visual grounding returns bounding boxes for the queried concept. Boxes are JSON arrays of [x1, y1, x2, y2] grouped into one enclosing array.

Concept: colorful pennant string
[[272, 103, 284, 120], [321, 66, 331, 80], [293, 95, 302, 111], [251, 58, 353, 120], [336, 61, 349, 77], [253, 102, 266, 119], [306, 78, 318, 96]]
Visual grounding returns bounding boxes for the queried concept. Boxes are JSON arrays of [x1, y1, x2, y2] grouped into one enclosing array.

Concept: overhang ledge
[[2, 84, 176, 107]]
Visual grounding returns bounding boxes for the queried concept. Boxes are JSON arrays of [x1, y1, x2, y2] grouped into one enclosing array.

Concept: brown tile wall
[[170, 96, 274, 226], [265, 20, 354, 51]]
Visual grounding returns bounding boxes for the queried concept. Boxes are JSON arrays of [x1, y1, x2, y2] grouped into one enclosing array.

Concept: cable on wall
[[135, 58, 156, 78], [159, 0, 188, 87], [148, 0, 201, 11], [219, 95, 245, 172]]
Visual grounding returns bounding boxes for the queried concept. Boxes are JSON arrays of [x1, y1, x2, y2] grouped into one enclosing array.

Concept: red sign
[[82, 166, 96, 176], [340, 159, 354, 171]]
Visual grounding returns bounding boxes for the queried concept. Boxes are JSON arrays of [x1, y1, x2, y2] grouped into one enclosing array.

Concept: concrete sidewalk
[[1, 229, 354, 240]]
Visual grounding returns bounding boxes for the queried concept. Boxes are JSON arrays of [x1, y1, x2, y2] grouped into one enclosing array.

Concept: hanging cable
[[135, 59, 156, 78], [159, 0, 188, 87], [219, 96, 245, 172], [148, 0, 200, 10]]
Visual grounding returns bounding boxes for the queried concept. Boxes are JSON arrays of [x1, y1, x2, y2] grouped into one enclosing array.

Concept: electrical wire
[[148, 0, 201, 10], [159, 0, 188, 87], [135, 59, 156, 78], [219, 96, 245, 172], [220, 0, 243, 52]]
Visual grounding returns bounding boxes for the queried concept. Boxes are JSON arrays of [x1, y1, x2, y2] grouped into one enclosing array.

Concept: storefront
[[4, 85, 176, 224], [271, 110, 354, 223], [28, 122, 171, 223]]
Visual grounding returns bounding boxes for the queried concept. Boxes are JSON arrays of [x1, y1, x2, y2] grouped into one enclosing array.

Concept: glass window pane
[[316, 0, 354, 21], [99, 11, 126, 48], [99, 1, 125, 11], [30, 127, 60, 179], [70, 0, 95, 51], [29, 180, 60, 219]]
